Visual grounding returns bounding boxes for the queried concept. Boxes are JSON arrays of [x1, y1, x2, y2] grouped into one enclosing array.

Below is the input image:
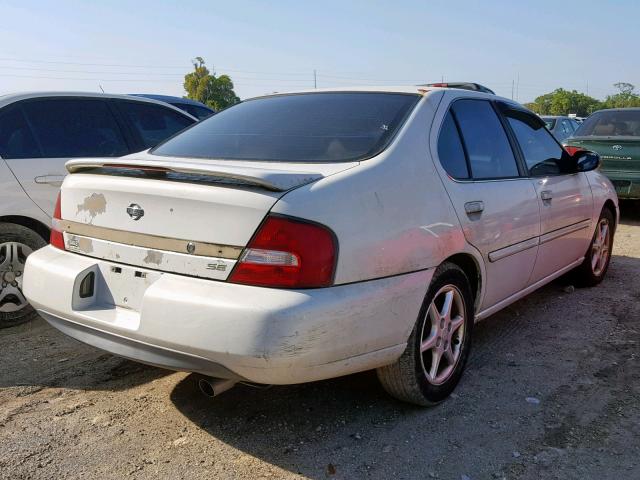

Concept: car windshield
[[575, 110, 640, 138], [543, 118, 556, 129], [151, 92, 420, 163]]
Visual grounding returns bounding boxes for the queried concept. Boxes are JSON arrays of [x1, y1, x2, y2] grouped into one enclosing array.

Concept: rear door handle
[[540, 190, 553, 202], [464, 201, 484, 215], [34, 175, 65, 186]]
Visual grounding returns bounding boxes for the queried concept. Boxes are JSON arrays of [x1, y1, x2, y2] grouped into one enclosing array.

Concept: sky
[[1, 0, 638, 103]]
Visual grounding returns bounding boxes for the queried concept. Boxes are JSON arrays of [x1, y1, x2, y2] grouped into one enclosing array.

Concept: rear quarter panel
[[271, 91, 473, 286]]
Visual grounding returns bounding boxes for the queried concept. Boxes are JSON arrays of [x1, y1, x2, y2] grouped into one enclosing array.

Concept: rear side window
[[21, 99, 128, 158], [437, 111, 469, 179], [507, 114, 567, 176], [119, 102, 194, 149], [452, 100, 519, 179], [0, 105, 41, 159], [152, 92, 420, 163]]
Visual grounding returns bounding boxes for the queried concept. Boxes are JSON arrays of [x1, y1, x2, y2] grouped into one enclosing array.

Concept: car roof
[[0, 91, 197, 119], [592, 107, 640, 113], [129, 94, 213, 110], [246, 85, 514, 104]]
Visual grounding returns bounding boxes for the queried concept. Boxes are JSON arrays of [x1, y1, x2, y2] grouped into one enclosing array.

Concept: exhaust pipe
[[198, 377, 237, 398]]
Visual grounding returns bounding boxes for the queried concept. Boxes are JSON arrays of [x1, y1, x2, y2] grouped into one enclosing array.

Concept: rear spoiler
[[65, 158, 324, 192]]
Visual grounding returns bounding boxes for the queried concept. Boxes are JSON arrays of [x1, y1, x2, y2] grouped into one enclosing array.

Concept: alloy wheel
[[591, 218, 611, 277], [0, 242, 32, 313], [419, 284, 466, 385]]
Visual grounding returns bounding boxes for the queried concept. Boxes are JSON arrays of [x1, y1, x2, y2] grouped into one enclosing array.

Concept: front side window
[[21, 99, 129, 158], [452, 99, 519, 179], [0, 105, 41, 159], [507, 113, 568, 176], [119, 101, 195, 149], [152, 92, 420, 163]]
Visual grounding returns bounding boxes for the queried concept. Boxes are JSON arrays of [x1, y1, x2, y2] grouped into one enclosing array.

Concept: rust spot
[[76, 193, 107, 220], [143, 250, 163, 266]]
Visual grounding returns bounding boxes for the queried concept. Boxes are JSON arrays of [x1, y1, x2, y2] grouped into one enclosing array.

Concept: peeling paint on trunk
[[76, 193, 107, 220]]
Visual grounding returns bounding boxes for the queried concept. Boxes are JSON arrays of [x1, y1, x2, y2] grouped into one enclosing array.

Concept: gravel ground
[[1, 203, 639, 480]]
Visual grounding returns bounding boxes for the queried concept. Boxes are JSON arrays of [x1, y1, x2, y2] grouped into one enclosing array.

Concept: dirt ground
[[1, 203, 639, 480]]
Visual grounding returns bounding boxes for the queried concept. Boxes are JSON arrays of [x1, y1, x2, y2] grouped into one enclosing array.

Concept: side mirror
[[574, 150, 600, 172]]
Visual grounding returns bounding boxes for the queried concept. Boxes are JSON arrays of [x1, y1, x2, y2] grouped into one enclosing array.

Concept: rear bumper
[[24, 246, 431, 384], [603, 171, 640, 199]]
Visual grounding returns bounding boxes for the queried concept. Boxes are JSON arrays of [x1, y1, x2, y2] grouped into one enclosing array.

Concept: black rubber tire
[[573, 208, 615, 288], [376, 262, 474, 406], [0, 223, 47, 329]]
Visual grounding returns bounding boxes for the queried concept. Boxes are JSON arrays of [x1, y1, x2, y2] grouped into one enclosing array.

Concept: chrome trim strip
[[488, 237, 539, 263], [60, 220, 243, 260], [539, 219, 591, 245]]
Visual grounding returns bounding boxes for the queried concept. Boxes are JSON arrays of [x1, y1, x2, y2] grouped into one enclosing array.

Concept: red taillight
[[564, 145, 584, 156], [229, 215, 337, 288], [50, 192, 65, 250]]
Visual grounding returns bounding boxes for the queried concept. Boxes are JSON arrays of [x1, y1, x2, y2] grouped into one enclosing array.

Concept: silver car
[[23, 86, 618, 405]]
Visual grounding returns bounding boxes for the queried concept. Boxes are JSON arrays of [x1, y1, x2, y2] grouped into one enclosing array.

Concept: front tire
[[573, 208, 615, 287], [0, 223, 46, 329], [377, 262, 474, 406]]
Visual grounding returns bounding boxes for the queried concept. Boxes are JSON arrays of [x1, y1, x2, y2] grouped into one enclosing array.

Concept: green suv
[[564, 108, 640, 199]]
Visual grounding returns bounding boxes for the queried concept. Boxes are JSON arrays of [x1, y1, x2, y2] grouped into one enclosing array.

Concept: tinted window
[[452, 100, 518, 179], [21, 99, 128, 158], [173, 103, 214, 120], [543, 118, 556, 130], [437, 111, 469, 179], [152, 93, 419, 163], [0, 105, 41, 159], [119, 102, 194, 149], [507, 114, 567, 176], [575, 110, 640, 137]]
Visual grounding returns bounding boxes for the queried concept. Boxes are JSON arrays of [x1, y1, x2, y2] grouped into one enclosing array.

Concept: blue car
[[130, 94, 215, 120]]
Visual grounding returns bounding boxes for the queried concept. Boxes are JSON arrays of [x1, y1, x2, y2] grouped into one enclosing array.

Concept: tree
[[183, 57, 240, 111], [524, 88, 602, 117], [602, 82, 640, 109]]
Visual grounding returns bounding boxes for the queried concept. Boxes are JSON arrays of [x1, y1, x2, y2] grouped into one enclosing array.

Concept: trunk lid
[[566, 136, 640, 173], [59, 155, 357, 280]]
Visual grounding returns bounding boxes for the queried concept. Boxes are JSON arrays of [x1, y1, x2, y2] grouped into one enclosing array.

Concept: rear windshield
[[151, 92, 419, 163], [575, 110, 640, 137]]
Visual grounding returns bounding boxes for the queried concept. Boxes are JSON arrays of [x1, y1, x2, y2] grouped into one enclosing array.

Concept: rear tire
[[0, 223, 46, 329], [377, 262, 474, 406], [573, 208, 615, 288]]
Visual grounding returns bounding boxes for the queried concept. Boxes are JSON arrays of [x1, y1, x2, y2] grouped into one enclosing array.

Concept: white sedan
[[23, 86, 618, 405]]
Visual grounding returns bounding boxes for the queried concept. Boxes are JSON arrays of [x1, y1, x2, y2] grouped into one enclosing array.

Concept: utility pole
[[511, 80, 514, 100], [516, 73, 520, 101], [314, 69, 317, 89]]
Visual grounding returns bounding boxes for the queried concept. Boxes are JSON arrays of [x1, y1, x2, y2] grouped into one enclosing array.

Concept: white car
[[23, 86, 618, 405], [0, 92, 196, 327]]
